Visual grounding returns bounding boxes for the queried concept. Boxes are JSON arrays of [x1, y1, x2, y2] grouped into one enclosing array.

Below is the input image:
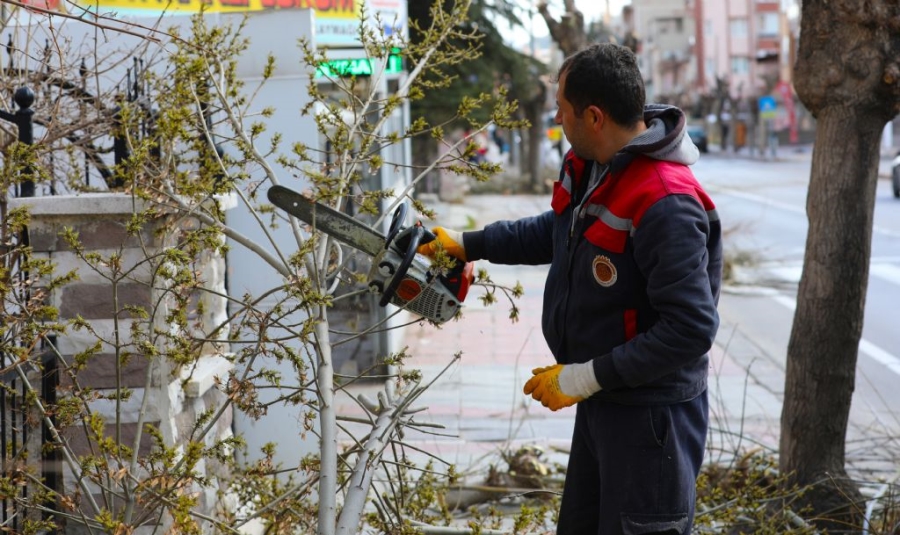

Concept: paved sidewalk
[[338, 193, 784, 479]]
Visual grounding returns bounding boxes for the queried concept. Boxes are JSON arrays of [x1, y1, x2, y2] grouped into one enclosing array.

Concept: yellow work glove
[[523, 362, 601, 411], [416, 227, 467, 261]]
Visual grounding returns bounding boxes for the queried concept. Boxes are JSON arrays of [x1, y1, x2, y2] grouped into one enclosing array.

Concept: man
[[419, 43, 721, 535]]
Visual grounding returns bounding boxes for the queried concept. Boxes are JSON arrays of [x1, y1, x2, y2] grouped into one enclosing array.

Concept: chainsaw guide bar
[[267, 185, 385, 257]]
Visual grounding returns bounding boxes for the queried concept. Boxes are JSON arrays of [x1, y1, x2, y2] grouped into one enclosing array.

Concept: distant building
[[632, 0, 799, 102], [631, 0, 696, 103], [701, 0, 791, 98]]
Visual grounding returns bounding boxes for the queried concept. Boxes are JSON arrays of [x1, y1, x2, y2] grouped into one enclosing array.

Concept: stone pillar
[[12, 193, 233, 534]]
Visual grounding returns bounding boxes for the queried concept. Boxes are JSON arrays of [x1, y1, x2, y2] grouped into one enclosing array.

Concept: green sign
[[316, 53, 403, 78]]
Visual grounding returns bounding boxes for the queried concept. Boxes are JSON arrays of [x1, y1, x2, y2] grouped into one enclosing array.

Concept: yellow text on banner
[[88, 0, 359, 17]]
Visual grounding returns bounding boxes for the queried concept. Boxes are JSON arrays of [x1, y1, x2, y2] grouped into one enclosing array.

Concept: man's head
[[554, 43, 647, 162], [558, 43, 645, 126]]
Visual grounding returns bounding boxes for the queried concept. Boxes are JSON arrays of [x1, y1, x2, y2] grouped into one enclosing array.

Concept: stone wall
[[12, 193, 233, 534]]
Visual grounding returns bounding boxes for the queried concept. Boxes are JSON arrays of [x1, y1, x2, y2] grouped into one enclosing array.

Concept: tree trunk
[[527, 104, 543, 193], [780, 109, 879, 531], [780, 1, 900, 530], [537, 0, 586, 57], [524, 83, 547, 193]]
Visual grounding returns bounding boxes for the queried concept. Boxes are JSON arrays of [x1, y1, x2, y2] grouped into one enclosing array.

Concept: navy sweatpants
[[557, 391, 708, 535]]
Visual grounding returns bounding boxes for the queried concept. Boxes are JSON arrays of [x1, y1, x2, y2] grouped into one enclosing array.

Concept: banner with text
[[86, 0, 406, 46]]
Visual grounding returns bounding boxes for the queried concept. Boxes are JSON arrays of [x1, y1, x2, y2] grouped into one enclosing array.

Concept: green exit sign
[[316, 53, 403, 78]]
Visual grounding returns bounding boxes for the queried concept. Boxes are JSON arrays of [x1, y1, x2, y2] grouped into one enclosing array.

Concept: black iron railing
[[0, 336, 60, 534], [3, 33, 161, 198], [0, 355, 29, 532], [0, 86, 34, 197]]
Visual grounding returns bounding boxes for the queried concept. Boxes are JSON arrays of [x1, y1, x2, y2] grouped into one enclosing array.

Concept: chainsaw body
[[367, 244, 464, 324]]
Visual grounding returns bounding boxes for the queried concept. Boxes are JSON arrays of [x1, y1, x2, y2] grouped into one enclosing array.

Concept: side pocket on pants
[[622, 513, 688, 535], [648, 405, 670, 447]]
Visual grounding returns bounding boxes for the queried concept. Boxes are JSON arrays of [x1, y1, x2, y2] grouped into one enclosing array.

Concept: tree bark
[[316, 315, 338, 535], [780, 1, 900, 531], [780, 108, 879, 531], [536, 0, 586, 57], [525, 82, 547, 193], [527, 103, 544, 193]]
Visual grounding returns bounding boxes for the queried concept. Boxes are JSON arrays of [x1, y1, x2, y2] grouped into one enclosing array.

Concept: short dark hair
[[557, 43, 646, 127]]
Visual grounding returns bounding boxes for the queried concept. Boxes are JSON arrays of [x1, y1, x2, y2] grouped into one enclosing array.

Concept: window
[[758, 12, 780, 36], [730, 56, 750, 75], [729, 18, 748, 37], [655, 17, 684, 35]]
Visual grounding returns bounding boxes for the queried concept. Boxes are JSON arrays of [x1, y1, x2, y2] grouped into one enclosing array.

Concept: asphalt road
[[696, 151, 900, 464]]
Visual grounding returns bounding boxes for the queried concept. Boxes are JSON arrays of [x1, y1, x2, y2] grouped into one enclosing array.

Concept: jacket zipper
[[557, 163, 609, 360], [567, 164, 608, 249]]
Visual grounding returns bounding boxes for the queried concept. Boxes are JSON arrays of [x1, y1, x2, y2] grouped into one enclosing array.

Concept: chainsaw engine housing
[[368, 248, 460, 324]]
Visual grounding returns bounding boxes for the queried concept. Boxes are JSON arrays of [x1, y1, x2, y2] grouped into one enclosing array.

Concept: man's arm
[[465, 210, 556, 265], [419, 210, 556, 265]]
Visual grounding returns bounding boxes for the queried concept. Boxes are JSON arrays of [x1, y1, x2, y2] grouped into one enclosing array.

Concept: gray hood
[[611, 104, 699, 173]]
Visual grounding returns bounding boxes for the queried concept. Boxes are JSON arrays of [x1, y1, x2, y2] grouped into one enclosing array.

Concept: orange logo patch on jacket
[[592, 255, 617, 287]]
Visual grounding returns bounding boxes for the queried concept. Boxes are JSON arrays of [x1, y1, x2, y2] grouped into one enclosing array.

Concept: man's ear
[[586, 105, 604, 132]]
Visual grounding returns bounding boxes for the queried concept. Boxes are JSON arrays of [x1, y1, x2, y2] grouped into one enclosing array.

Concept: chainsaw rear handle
[[380, 224, 425, 307], [385, 202, 409, 250], [387, 202, 437, 251]]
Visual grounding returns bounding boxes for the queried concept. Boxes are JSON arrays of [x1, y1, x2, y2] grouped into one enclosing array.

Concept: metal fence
[[1, 35, 155, 508], [0, 337, 59, 534], [0, 34, 159, 533], [0, 34, 219, 533], [2, 36, 159, 198]]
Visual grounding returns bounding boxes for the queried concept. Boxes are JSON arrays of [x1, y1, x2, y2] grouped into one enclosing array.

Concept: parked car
[[686, 124, 709, 153], [892, 151, 900, 198]]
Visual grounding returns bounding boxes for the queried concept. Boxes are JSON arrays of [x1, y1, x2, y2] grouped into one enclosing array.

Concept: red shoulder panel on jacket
[[591, 156, 715, 229]]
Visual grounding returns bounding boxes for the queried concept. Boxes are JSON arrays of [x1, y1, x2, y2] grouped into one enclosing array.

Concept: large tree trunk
[[524, 82, 547, 193], [780, 1, 900, 531], [527, 102, 544, 193], [780, 109, 879, 531], [537, 0, 586, 57]]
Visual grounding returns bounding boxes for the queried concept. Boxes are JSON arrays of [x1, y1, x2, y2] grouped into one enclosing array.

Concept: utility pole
[[694, 0, 705, 93], [530, 0, 536, 59], [779, 0, 792, 84]]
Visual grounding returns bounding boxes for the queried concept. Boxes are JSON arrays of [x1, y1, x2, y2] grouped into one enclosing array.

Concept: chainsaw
[[267, 185, 474, 324]]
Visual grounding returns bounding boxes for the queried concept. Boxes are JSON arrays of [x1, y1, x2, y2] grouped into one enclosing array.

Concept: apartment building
[[632, 0, 798, 102], [630, 0, 696, 103]]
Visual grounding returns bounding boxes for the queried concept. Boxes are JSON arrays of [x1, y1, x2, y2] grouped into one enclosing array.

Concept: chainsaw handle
[[380, 224, 425, 307], [385, 203, 408, 250]]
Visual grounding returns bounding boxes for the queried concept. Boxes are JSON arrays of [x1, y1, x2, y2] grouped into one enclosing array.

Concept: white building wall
[[704, 0, 762, 98], [632, 0, 694, 101], [217, 8, 324, 470]]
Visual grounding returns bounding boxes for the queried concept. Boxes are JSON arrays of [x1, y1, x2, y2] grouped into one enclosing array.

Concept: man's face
[[555, 71, 591, 160]]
